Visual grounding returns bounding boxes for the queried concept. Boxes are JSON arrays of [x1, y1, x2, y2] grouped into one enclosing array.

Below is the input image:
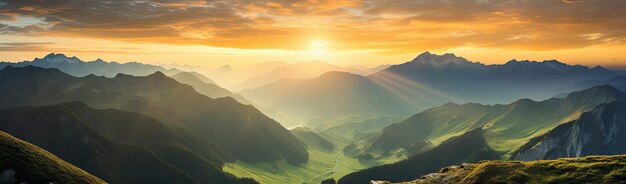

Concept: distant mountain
[[240, 71, 449, 124], [291, 127, 335, 151], [358, 85, 626, 157], [512, 101, 626, 160], [0, 130, 105, 184], [0, 66, 308, 166], [337, 129, 498, 184], [0, 53, 254, 105], [393, 155, 626, 184], [319, 116, 402, 138], [230, 61, 345, 91], [170, 71, 251, 104], [242, 52, 616, 126], [568, 75, 626, 92], [0, 53, 184, 77], [344, 64, 391, 76], [0, 102, 257, 183], [373, 51, 617, 104]]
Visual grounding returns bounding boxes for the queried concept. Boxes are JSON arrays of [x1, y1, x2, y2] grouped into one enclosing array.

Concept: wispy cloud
[[0, 0, 624, 52], [0, 42, 51, 51]]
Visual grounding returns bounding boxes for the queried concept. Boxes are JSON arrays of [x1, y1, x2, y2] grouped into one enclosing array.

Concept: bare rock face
[[512, 101, 626, 160]]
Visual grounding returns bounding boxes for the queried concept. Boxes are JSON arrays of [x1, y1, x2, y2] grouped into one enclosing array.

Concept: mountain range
[[336, 85, 626, 184], [1, 52, 625, 184], [169, 71, 251, 104], [0, 53, 255, 104], [354, 85, 626, 159], [375, 52, 616, 103], [0, 53, 183, 77], [0, 65, 307, 164], [240, 71, 448, 125], [241, 52, 617, 126], [0, 102, 224, 183], [207, 60, 389, 91], [0, 65, 310, 183]]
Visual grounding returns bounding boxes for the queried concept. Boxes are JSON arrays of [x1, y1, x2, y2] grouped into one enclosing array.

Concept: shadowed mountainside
[[0, 65, 308, 166], [0, 102, 258, 183]]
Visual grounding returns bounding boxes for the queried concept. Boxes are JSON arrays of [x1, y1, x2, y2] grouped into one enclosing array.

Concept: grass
[[410, 155, 626, 184], [0, 131, 105, 184], [222, 132, 396, 184]]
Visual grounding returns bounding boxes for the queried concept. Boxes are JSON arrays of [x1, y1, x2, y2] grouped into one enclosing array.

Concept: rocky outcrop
[[512, 101, 626, 160]]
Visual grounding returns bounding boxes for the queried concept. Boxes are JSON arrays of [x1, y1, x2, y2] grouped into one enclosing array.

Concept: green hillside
[[359, 85, 625, 158], [0, 131, 105, 184], [338, 128, 499, 184], [291, 127, 335, 151], [223, 130, 381, 184], [405, 155, 626, 184]]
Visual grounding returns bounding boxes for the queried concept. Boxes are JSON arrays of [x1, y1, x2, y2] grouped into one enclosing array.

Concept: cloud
[[0, 42, 51, 51], [0, 0, 624, 52]]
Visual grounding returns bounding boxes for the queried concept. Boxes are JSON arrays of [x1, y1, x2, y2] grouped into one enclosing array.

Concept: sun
[[309, 40, 329, 58]]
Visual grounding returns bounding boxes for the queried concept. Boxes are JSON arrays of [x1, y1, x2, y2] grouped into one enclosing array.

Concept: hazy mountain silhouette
[[170, 71, 251, 104], [241, 52, 616, 126], [0, 53, 185, 77], [0, 130, 105, 184], [0, 65, 308, 166], [0, 53, 255, 106], [230, 61, 345, 91], [240, 71, 449, 124], [373, 51, 617, 104], [512, 101, 626, 160], [568, 75, 626, 92]]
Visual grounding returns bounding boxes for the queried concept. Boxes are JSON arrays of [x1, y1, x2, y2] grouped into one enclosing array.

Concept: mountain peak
[[36, 53, 82, 63], [43, 53, 67, 59], [410, 52, 471, 67], [150, 71, 167, 78]]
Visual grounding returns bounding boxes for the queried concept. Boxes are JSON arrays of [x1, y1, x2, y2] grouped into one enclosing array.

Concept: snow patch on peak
[[36, 53, 82, 63], [410, 51, 471, 68]]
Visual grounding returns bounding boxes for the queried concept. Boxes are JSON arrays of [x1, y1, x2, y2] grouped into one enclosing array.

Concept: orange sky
[[1, 0, 625, 68]]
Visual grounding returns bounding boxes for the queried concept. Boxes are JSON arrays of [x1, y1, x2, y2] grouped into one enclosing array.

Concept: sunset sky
[[1, 0, 625, 68]]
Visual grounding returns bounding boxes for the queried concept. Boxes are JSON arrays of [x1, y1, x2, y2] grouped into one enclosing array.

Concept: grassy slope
[[223, 131, 383, 184], [408, 155, 626, 184], [0, 131, 105, 184], [363, 86, 624, 158]]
